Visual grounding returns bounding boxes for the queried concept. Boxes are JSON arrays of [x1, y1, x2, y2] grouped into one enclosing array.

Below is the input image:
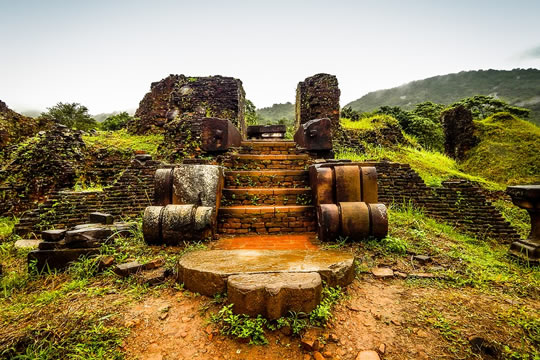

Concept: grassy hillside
[[346, 69, 540, 125], [462, 112, 540, 185], [256, 102, 295, 125]]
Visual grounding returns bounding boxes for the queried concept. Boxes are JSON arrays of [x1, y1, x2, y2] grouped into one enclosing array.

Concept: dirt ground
[[122, 275, 535, 360]]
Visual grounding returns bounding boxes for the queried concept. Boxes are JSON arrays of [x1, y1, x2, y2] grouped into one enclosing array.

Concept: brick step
[[217, 205, 316, 235], [222, 188, 312, 206], [225, 170, 309, 188], [224, 154, 310, 170], [239, 141, 301, 155]]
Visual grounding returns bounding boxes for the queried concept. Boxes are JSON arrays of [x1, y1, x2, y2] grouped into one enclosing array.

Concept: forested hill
[[345, 69, 540, 124], [256, 102, 295, 124]]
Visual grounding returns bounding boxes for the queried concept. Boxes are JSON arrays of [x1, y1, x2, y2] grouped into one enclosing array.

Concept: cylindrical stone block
[[161, 204, 196, 245], [143, 206, 164, 245], [369, 203, 388, 239], [339, 202, 370, 240], [154, 168, 174, 206], [360, 167, 378, 203], [317, 204, 340, 242], [311, 167, 334, 205], [335, 166, 361, 202]]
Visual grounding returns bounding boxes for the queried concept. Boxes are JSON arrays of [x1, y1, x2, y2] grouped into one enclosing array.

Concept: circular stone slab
[[177, 249, 355, 296], [228, 272, 322, 320]]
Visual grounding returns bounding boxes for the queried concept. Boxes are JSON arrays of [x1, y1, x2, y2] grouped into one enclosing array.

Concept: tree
[[452, 95, 530, 119], [101, 112, 132, 131], [245, 99, 259, 126], [40, 102, 97, 131], [341, 106, 361, 121]]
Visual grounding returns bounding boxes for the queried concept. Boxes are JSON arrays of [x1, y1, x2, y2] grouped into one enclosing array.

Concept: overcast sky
[[1, 0, 539, 114]]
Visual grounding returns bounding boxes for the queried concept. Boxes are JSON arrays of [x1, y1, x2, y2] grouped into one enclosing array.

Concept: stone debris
[[114, 261, 144, 276], [378, 343, 386, 354], [300, 337, 320, 352], [371, 267, 394, 278], [14, 239, 41, 249], [394, 271, 408, 279], [313, 351, 325, 360], [98, 256, 115, 270], [412, 255, 432, 264], [41, 229, 66, 242], [136, 268, 170, 285], [89, 212, 114, 225], [28, 248, 100, 271], [355, 350, 381, 360]]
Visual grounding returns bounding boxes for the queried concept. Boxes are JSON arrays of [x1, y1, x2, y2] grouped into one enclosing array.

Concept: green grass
[[341, 114, 398, 130], [385, 204, 539, 295], [0, 216, 18, 241], [462, 112, 540, 185], [83, 129, 163, 157], [336, 144, 503, 189]]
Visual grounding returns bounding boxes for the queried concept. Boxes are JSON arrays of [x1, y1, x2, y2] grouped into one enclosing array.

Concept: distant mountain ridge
[[256, 102, 295, 124], [345, 69, 540, 124]]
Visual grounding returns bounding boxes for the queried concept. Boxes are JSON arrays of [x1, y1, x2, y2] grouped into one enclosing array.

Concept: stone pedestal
[[507, 185, 540, 262]]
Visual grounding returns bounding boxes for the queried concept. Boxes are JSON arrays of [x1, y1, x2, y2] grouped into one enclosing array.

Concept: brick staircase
[[218, 141, 316, 235]]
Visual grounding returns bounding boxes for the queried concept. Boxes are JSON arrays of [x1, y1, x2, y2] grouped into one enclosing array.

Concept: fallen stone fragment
[[313, 351, 325, 360], [412, 255, 432, 264], [136, 268, 170, 285], [144, 259, 165, 270], [41, 229, 66, 242], [38, 241, 62, 250], [355, 350, 381, 360], [89, 212, 114, 225], [394, 271, 408, 279], [228, 272, 322, 320], [64, 227, 114, 246], [371, 267, 394, 278], [114, 261, 144, 276], [15, 239, 41, 249], [409, 272, 436, 279], [301, 337, 320, 352], [28, 248, 100, 271], [98, 256, 115, 270], [378, 343, 386, 354]]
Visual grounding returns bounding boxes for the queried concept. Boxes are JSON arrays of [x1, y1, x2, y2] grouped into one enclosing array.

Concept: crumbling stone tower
[[295, 74, 340, 129], [441, 105, 478, 160], [131, 75, 246, 136]]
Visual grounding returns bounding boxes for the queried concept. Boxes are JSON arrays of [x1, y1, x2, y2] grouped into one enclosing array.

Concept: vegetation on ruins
[[40, 102, 98, 131]]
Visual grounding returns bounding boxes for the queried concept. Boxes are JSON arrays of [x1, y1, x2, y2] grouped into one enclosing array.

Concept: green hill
[[346, 69, 540, 125], [256, 102, 295, 125]]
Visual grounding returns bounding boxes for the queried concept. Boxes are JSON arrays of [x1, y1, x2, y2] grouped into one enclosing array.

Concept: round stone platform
[[177, 249, 355, 296]]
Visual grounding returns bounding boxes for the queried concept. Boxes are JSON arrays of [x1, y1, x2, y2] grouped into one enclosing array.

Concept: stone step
[[239, 141, 300, 155], [217, 205, 316, 234], [224, 170, 309, 188], [222, 187, 312, 206], [228, 272, 322, 319], [225, 154, 311, 170], [177, 249, 355, 296]]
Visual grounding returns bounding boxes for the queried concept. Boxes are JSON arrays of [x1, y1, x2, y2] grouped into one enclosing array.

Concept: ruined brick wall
[[15, 157, 160, 236], [367, 161, 520, 242], [131, 75, 246, 136], [295, 74, 340, 129], [441, 105, 479, 160], [0, 100, 52, 151]]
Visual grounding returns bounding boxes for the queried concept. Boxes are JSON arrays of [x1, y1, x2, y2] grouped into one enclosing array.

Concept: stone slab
[[89, 212, 114, 225], [228, 272, 322, 319], [27, 248, 100, 272], [14, 239, 42, 249], [41, 229, 66, 242], [177, 249, 355, 296]]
